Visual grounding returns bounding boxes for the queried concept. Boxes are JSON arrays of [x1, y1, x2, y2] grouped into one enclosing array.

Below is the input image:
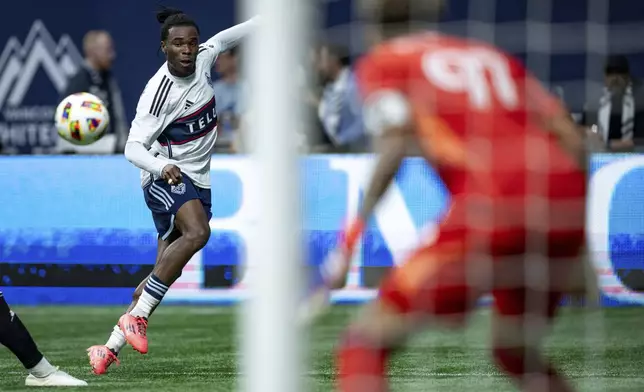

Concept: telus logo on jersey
[[159, 96, 218, 146], [0, 20, 83, 153], [588, 154, 644, 304], [185, 102, 217, 133]]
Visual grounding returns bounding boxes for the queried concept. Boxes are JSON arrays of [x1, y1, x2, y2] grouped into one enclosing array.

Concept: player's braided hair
[[156, 6, 200, 42]]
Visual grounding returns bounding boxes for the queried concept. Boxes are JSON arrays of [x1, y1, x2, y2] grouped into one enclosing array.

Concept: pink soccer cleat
[[118, 314, 149, 354], [87, 345, 119, 375]]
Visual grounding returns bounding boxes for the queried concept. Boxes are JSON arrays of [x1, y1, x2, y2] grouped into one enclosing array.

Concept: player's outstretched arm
[[357, 90, 413, 223], [202, 16, 260, 56], [123, 79, 173, 178], [300, 107, 411, 323], [124, 140, 168, 178], [322, 90, 412, 290], [358, 132, 408, 222]]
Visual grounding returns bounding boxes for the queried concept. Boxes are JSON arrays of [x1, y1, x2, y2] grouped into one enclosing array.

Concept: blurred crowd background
[[1, 0, 644, 156]]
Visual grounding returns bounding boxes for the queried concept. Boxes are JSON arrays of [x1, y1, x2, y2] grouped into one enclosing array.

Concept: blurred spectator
[[301, 48, 334, 152], [234, 61, 311, 154], [213, 48, 241, 153], [58, 30, 128, 154], [311, 43, 367, 153], [582, 55, 644, 152]]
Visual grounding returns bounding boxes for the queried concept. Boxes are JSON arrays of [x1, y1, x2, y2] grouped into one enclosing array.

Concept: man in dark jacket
[[58, 30, 128, 154], [582, 55, 644, 152]]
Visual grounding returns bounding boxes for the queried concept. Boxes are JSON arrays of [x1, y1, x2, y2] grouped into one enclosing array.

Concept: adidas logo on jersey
[[184, 100, 194, 110]]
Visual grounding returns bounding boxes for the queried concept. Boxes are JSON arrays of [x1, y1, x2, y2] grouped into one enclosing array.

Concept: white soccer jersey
[[124, 17, 259, 189]]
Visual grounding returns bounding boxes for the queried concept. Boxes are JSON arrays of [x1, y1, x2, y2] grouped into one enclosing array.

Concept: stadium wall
[[0, 154, 643, 307]]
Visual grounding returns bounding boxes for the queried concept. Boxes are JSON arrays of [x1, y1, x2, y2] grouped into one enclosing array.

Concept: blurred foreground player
[[322, 0, 589, 391], [87, 7, 258, 375], [0, 291, 87, 386]]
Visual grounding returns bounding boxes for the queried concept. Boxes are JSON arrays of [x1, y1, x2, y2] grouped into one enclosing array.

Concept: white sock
[[129, 274, 168, 318], [105, 325, 126, 353], [28, 357, 57, 378], [129, 291, 160, 319]]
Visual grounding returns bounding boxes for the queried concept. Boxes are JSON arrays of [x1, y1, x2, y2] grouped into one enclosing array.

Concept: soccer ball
[[55, 92, 110, 145]]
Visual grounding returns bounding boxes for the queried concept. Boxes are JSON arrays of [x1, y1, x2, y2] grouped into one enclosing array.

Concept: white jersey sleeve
[[124, 75, 176, 177], [199, 16, 260, 67]]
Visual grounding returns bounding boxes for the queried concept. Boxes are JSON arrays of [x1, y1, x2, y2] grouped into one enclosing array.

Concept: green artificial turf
[[1, 306, 642, 391]]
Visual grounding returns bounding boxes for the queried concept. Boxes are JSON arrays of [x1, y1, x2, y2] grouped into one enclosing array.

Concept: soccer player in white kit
[[87, 7, 259, 375]]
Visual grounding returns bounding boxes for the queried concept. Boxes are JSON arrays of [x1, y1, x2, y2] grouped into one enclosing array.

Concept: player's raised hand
[[298, 248, 352, 326], [161, 164, 182, 185], [320, 247, 352, 290], [299, 219, 362, 326], [320, 219, 364, 289]]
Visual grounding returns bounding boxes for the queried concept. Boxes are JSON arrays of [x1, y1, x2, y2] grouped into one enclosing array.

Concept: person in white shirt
[[87, 7, 258, 375]]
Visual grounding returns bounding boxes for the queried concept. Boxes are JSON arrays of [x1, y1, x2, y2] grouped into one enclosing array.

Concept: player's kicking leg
[[0, 292, 87, 387], [490, 228, 585, 392], [88, 232, 180, 374], [336, 236, 478, 391], [119, 197, 210, 353], [335, 234, 579, 391], [491, 288, 574, 392], [88, 175, 211, 373]]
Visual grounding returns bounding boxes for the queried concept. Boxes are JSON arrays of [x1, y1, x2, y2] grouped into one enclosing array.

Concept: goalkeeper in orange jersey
[[316, 1, 591, 391]]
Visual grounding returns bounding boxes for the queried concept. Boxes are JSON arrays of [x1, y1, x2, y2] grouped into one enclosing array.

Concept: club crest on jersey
[[171, 183, 186, 195]]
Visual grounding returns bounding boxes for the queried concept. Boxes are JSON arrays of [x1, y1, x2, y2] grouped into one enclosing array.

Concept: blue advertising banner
[[1, 153, 644, 306], [588, 154, 644, 305], [0, 155, 448, 305]]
